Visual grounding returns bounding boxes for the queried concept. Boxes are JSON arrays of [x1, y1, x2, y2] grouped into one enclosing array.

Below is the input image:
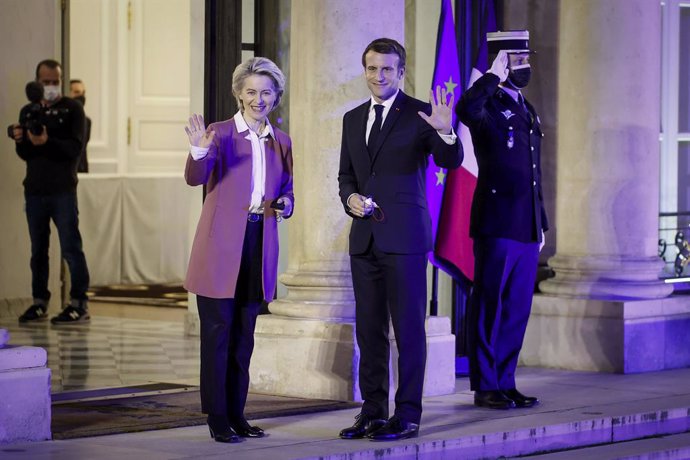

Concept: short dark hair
[[35, 59, 61, 80], [361, 38, 406, 70], [70, 79, 83, 85]]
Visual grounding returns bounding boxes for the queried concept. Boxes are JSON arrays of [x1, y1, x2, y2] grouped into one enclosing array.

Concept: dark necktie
[[518, 94, 533, 123], [367, 104, 384, 157]]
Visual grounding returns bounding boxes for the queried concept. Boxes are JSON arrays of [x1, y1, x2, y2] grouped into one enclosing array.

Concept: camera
[[6, 81, 46, 139]]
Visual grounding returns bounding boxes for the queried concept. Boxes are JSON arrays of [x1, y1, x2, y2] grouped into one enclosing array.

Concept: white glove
[[488, 50, 509, 83], [539, 230, 545, 253], [275, 196, 293, 218]]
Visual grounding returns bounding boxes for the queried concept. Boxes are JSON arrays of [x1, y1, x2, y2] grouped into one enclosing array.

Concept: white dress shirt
[[189, 111, 274, 213]]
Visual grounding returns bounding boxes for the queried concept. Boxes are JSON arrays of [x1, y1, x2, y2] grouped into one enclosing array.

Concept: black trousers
[[197, 219, 263, 420], [25, 193, 90, 301], [350, 237, 428, 424], [467, 237, 539, 391]]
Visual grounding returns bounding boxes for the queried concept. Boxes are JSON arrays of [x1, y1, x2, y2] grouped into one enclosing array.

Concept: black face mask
[[507, 66, 531, 89], [73, 95, 86, 107]]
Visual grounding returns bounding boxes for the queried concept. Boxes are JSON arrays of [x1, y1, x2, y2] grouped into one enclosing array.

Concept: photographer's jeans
[[25, 192, 90, 303]]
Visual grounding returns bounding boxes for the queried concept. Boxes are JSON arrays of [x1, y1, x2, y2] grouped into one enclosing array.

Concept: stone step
[[526, 432, 690, 460], [294, 398, 690, 459]]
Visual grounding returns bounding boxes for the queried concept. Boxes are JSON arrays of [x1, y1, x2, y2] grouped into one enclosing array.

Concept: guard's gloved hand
[[540, 230, 546, 253], [488, 50, 509, 83]]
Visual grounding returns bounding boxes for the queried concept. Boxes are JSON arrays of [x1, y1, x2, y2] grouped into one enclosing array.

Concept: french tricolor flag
[[428, 0, 497, 283]]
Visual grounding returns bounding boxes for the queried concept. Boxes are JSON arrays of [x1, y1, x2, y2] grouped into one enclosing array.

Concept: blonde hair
[[232, 57, 285, 112]]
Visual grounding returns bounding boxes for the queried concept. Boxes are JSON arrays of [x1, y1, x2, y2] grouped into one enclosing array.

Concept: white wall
[[0, 1, 62, 310]]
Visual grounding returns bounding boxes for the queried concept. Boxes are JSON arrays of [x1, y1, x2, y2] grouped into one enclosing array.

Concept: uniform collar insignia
[[501, 110, 516, 120]]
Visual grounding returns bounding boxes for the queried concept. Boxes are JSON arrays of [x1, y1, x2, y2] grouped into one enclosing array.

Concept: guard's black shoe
[[230, 418, 265, 438], [19, 304, 48, 323], [474, 390, 516, 410], [503, 388, 539, 408], [50, 305, 90, 324], [339, 413, 387, 439], [369, 416, 419, 441]]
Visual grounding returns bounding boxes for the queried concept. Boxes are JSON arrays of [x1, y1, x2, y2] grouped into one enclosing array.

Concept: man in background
[[69, 79, 90, 173]]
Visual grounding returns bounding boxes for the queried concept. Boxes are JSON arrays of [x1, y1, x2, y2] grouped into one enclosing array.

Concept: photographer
[[8, 59, 91, 324]]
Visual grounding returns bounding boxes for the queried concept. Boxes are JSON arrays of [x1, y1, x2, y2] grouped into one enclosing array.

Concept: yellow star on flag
[[435, 167, 447, 186], [444, 76, 458, 96]]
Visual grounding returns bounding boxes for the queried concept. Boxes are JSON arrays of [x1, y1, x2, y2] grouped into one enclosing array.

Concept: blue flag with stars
[[426, 0, 461, 268]]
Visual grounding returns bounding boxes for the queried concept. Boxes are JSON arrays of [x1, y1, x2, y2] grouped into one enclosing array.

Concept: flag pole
[[430, 266, 439, 316]]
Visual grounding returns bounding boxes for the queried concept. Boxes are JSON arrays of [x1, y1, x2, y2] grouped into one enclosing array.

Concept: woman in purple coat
[[184, 57, 294, 443]]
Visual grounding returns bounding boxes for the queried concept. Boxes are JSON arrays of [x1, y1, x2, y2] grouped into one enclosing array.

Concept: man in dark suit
[[338, 37, 463, 441], [457, 30, 548, 410]]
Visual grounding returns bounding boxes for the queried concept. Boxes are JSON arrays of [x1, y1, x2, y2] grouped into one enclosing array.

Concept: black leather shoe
[[230, 418, 265, 438], [207, 415, 242, 443], [339, 413, 387, 439], [474, 390, 516, 410], [503, 388, 539, 408], [369, 416, 419, 441]]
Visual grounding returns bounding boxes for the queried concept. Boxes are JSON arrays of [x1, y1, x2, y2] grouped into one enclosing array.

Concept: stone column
[[539, 0, 671, 300], [250, 0, 456, 400], [521, 1, 690, 373]]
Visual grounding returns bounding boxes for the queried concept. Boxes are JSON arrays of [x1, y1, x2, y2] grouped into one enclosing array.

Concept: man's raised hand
[[418, 85, 453, 135]]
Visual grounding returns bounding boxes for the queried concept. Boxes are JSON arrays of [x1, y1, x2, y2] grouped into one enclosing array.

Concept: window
[[660, 1, 690, 278]]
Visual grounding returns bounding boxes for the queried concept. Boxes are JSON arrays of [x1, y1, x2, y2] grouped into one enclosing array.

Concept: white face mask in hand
[[43, 85, 61, 103]]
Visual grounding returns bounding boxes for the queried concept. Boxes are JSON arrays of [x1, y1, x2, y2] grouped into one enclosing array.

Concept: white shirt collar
[[369, 89, 399, 112], [233, 111, 275, 138]]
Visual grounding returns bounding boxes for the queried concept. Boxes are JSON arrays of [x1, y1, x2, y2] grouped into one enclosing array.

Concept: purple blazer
[[184, 117, 294, 300]]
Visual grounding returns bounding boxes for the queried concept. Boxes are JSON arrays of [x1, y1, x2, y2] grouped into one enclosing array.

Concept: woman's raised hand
[[185, 113, 215, 148]]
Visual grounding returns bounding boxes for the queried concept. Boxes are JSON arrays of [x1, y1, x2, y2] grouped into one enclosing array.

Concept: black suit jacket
[[338, 91, 463, 255], [457, 73, 549, 243]]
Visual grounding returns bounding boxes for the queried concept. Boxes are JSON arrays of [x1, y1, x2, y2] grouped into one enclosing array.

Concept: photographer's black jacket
[[457, 73, 548, 243], [15, 97, 85, 196]]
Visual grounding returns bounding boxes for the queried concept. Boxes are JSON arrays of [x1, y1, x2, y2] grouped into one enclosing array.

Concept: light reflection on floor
[[0, 302, 200, 393]]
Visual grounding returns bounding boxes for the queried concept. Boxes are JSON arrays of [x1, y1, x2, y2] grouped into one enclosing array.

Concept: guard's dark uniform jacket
[[457, 73, 548, 243]]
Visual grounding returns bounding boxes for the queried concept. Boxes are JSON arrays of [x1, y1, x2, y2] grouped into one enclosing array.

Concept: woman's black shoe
[[207, 415, 242, 443]]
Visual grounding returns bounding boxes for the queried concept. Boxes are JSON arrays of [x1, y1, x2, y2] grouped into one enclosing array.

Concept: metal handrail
[[659, 211, 690, 277]]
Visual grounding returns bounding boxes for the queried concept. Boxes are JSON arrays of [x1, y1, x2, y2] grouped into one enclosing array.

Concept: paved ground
[[2, 366, 690, 459]]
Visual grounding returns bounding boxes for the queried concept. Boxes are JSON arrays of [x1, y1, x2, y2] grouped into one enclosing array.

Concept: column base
[[250, 315, 456, 401], [540, 255, 673, 299], [0, 346, 51, 444], [184, 311, 200, 337], [520, 293, 690, 373]]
